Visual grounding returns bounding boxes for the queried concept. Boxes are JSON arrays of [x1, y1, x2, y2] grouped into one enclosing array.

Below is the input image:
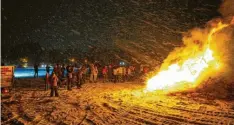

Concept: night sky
[[2, 0, 222, 64]]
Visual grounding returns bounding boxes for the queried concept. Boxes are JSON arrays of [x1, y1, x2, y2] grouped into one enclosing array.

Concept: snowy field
[[1, 78, 234, 125]]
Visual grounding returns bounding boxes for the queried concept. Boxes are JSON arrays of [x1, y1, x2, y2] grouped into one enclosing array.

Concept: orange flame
[[146, 22, 230, 92]]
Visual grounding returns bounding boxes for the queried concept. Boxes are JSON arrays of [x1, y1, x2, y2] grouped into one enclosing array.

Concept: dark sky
[[2, 0, 222, 63]]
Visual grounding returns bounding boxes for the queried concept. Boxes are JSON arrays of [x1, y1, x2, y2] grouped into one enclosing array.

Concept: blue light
[[14, 68, 54, 78]]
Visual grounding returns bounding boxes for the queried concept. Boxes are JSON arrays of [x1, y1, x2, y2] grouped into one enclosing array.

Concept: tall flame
[[146, 22, 229, 92]]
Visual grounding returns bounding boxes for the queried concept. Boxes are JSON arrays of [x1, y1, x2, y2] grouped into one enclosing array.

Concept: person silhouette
[[34, 64, 39, 78]]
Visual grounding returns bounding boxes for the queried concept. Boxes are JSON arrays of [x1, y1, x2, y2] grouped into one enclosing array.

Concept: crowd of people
[[38, 62, 150, 97]]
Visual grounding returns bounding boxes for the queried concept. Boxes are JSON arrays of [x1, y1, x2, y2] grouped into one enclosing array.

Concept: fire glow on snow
[[146, 22, 230, 92]]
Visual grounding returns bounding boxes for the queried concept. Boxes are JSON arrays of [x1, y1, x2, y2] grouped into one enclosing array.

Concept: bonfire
[[146, 21, 231, 92]]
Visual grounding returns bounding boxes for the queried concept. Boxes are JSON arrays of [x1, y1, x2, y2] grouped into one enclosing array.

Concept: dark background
[[2, 0, 222, 65]]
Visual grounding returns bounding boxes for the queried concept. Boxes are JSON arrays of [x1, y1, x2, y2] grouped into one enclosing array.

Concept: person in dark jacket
[[61, 64, 66, 78], [108, 65, 113, 82], [34, 64, 39, 78], [46, 64, 50, 73], [66, 64, 73, 90], [50, 72, 59, 97]]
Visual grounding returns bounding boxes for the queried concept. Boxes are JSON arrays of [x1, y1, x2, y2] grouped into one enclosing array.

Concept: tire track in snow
[[102, 96, 233, 125]]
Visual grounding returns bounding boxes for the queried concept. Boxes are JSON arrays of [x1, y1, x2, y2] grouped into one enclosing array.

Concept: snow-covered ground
[[1, 78, 234, 125]]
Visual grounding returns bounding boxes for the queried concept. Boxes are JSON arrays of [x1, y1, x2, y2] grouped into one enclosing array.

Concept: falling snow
[[2, 0, 224, 65]]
